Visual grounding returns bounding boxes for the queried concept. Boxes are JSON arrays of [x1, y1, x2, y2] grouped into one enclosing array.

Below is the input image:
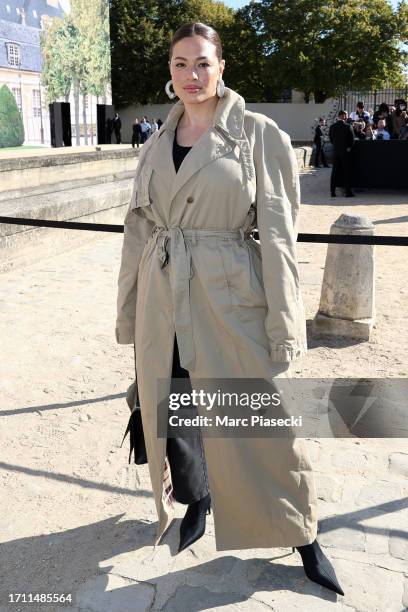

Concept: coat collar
[[143, 87, 253, 214], [157, 86, 246, 140]]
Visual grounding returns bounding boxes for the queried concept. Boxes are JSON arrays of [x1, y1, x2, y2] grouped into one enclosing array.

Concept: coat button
[[186, 196, 194, 203]]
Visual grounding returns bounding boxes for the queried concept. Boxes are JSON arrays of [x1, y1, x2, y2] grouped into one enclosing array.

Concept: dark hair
[[357, 101, 364, 108], [338, 110, 347, 116], [169, 22, 223, 63]]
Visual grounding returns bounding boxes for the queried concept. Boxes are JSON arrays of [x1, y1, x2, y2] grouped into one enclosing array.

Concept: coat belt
[[150, 225, 248, 371]]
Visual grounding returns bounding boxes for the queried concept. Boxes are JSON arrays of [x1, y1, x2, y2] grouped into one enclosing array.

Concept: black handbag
[[120, 343, 148, 464]]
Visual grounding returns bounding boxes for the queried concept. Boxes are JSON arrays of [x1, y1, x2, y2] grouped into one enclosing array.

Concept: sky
[[224, 0, 400, 9]]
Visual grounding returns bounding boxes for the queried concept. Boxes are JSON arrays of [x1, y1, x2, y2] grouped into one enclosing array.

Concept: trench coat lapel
[[169, 130, 234, 204], [149, 88, 246, 209]]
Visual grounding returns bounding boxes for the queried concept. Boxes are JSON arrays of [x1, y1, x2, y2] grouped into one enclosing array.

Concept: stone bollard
[[313, 213, 375, 339]]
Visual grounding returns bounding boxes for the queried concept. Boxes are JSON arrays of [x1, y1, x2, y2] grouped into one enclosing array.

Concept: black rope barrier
[[0, 217, 123, 233], [0, 216, 407, 246]]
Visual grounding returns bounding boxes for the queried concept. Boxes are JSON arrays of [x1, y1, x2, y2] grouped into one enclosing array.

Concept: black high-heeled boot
[[292, 538, 344, 596], [178, 493, 211, 553]]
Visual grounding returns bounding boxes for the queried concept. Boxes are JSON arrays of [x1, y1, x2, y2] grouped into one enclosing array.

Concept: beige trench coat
[[116, 87, 318, 550]]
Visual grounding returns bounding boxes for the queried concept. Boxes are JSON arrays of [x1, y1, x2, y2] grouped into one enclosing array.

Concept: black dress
[[165, 127, 210, 504]]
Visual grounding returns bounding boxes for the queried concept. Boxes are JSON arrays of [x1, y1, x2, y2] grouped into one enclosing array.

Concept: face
[[378, 119, 385, 128], [169, 35, 225, 104]]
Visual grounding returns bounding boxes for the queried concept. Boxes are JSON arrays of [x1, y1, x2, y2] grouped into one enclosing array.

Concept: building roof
[[0, 0, 65, 29], [0, 20, 42, 72]]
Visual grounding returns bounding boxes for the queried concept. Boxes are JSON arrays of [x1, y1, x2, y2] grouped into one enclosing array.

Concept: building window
[[6, 43, 21, 67], [12, 87, 22, 112], [33, 89, 41, 117], [6, 5, 11, 13], [33, 9, 37, 17]]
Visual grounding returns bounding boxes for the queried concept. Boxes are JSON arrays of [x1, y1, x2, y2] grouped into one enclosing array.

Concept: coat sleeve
[[115, 134, 161, 343], [115, 205, 155, 344], [253, 118, 308, 362]]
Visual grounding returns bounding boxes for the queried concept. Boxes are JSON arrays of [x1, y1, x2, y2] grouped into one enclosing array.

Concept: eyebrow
[[173, 56, 210, 61]]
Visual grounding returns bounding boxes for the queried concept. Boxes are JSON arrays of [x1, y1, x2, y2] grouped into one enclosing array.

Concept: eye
[[175, 62, 185, 68], [198, 62, 210, 67]]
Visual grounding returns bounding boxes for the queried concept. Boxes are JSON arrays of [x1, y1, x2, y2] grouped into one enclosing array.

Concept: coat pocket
[[246, 238, 265, 297], [218, 240, 266, 308]]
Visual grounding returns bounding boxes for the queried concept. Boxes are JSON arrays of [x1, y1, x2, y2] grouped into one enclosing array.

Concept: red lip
[[184, 86, 201, 91]]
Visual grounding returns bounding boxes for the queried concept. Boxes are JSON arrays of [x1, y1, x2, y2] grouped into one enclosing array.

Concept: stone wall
[[0, 146, 312, 273]]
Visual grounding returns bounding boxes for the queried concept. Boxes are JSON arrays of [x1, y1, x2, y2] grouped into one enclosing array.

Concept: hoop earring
[[216, 77, 225, 98], [165, 80, 176, 99]]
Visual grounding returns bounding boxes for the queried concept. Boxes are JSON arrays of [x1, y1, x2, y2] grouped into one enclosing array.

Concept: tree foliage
[[40, 15, 77, 104], [110, 0, 407, 105], [41, 0, 111, 103], [249, 0, 408, 102], [0, 85, 25, 147], [109, 0, 234, 106]]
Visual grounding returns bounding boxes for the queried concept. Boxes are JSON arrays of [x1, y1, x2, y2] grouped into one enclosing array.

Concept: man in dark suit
[[113, 113, 122, 144], [313, 117, 330, 167], [329, 110, 355, 197]]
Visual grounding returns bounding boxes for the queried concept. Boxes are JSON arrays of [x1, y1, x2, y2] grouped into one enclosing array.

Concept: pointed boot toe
[[178, 494, 211, 553], [294, 539, 344, 596]]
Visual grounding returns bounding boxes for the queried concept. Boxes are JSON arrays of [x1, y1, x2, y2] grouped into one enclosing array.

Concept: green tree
[[109, 0, 166, 106], [109, 0, 238, 106], [221, 5, 267, 102], [40, 16, 75, 104], [71, 0, 112, 143], [41, 0, 111, 144], [249, 0, 408, 102], [0, 85, 25, 147]]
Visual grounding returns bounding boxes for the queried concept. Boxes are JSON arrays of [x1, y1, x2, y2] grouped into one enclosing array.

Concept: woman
[[116, 22, 344, 597]]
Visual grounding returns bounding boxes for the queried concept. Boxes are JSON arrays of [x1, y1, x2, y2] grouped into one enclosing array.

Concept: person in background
[[399, 116, 408, 140], [157, 118, 163, 129], [364, 123, 375, 140], [353, 121, 366, 140], [373, 102, 393, 134], [113, 112, 122, 144], [312, 117, 330, 167], [350, 101, 370, 123], [329, 110, 355, 197], [132, 118, 142, 148], [392, 99, 407, 139], [151, 118, 159, 133], [140, 117, 151, 143], [373, 118, 390, 140]]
